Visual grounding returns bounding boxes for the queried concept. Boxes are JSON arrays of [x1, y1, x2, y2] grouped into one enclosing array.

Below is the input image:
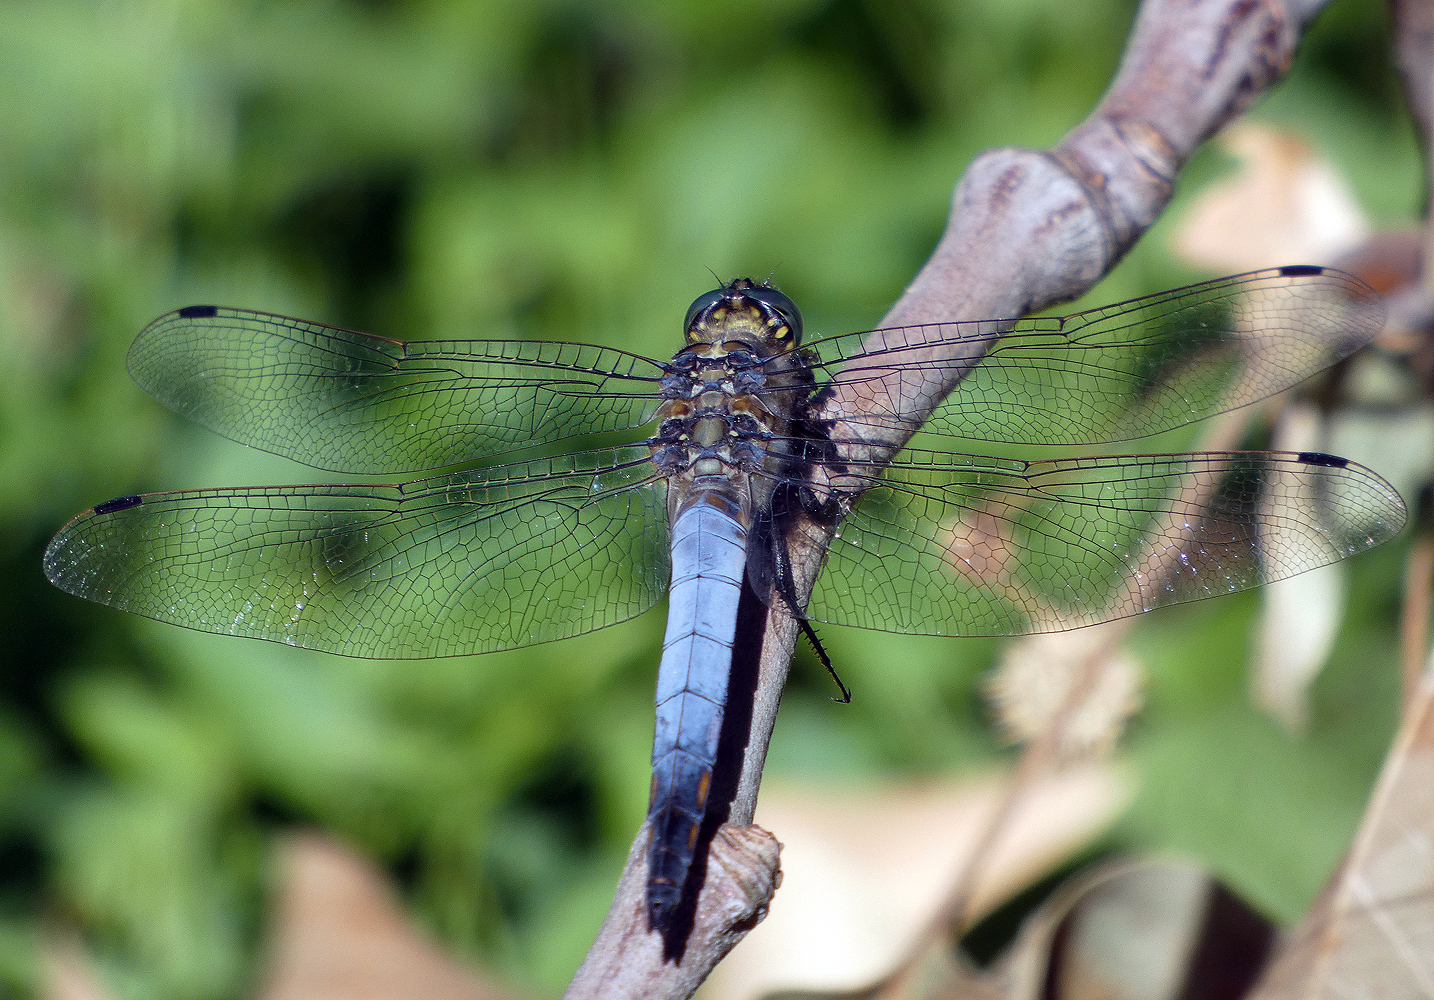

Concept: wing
[[128, 306, 669, 474], [802, 448, 1405, 636], [43, 448, 670, 658], [802, 266, 1384, 447]]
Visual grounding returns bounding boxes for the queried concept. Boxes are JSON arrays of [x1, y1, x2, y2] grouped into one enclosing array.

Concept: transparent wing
[[129, 306, 669, 474], [802, 448, 1405, 636], [802, 266, 1383, 447], [43, 448, 669, 658]]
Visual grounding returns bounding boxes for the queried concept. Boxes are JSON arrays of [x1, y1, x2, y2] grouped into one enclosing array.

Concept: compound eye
[[749, 286, 804, 344], [684, 289, 725, 334]]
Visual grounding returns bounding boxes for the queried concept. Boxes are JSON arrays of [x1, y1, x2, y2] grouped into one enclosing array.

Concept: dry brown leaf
[[1246, 661, 1434, 999], [1249, 562, 1345, 732], [41, 936, 122, 1000], [258, 831, 520, 1000], [698, 765, 1130, 1000], [998, 858, 1276, 1000], [1249, 403, 1347, 732], [1170, 122, 1369, 273]]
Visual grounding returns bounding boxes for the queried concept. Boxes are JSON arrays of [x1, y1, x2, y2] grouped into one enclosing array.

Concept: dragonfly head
[[684, 278, 804, 348]]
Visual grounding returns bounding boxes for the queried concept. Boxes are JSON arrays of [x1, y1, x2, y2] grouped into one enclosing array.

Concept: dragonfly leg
[[757, 494, 852, 703], [798, 617, 850, 703]]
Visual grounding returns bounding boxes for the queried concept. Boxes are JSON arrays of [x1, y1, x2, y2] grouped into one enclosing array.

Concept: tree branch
[[566, 0, 1339, 995]]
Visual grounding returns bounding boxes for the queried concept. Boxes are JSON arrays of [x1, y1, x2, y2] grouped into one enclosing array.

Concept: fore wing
[[129, 306, 668, 474], [804, 266, 1383, 447]]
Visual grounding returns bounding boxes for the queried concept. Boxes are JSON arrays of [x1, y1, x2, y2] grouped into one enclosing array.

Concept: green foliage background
[[0, 0, 1421, 997]]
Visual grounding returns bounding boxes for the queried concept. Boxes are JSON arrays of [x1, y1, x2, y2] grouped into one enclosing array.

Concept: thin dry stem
[[1389, 0, 1434, 715], [1401, 533, 1434, 709]]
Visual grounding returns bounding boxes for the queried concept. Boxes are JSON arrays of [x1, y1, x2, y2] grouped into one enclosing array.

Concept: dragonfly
[[44, 265, 1406, 934]]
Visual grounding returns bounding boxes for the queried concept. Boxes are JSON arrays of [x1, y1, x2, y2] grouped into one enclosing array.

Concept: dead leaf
[[258, 831, 520, 1000], [999, 858, 1276, 1000], [1246, 659, 1434, 998], [1249, 404, 1347, 732], [42, 936, 121, 1000], [699, 766, 1130, 1000], [1171, 123, 1369, 273]]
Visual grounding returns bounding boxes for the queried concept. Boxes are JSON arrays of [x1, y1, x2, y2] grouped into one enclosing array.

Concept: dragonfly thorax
[[650, 392, 772, 480]]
